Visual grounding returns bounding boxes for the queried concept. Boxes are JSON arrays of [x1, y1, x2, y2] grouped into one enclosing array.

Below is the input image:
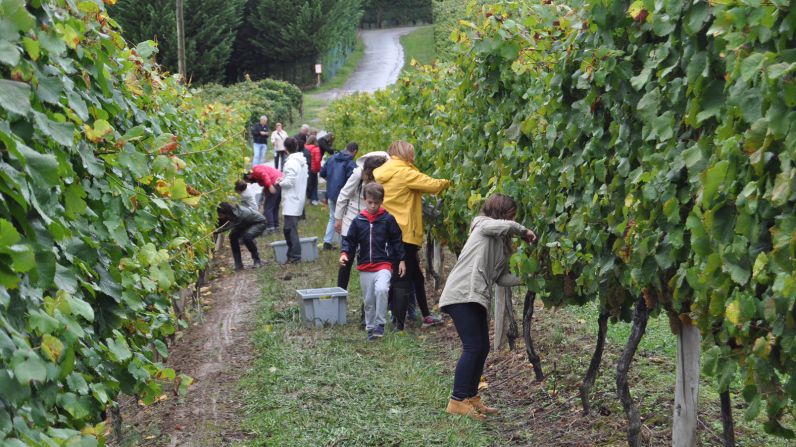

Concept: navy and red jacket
[[341, 208, 405, 272]]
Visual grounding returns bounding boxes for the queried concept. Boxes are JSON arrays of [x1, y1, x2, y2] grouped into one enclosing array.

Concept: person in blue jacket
[[340, 183, 405, 341], [320, 142, 358, 250]]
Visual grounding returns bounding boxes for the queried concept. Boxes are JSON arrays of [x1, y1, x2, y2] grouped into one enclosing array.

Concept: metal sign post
[[315, 64, 322, 88]]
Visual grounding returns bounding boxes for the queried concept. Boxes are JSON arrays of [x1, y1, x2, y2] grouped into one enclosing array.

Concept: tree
[[110, 0, 245, 84], [228, 0, 363, 86]]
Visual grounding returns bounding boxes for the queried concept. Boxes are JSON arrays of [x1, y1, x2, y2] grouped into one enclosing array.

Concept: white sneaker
[[311, 200, 320, 206]]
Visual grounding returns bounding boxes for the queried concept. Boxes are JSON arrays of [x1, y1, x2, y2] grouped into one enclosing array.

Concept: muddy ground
[[113, 241, 263, 447]]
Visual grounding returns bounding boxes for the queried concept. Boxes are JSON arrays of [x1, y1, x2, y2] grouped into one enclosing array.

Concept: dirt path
[[116, 246, 263, 446]]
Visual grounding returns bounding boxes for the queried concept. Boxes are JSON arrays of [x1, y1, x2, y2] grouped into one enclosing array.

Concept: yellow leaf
[[725, 300, 741, 325], [41, 334, 64, 362]]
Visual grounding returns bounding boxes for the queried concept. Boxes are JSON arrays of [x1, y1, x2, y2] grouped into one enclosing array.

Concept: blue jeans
[[324, 200, 336, 244], [252, 143, 267, 167]]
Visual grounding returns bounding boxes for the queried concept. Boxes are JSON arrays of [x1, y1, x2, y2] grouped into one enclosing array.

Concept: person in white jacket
[[276, 137, 308, 263]]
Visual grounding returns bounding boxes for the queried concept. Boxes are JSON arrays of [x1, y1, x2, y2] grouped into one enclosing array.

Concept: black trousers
[[307, 172, 319, 201], [444, 302, 489, 400], [403, 243, 430, 317], [230, 223, 267, 268], [283, 215, 301, 262], [274, 151, 287, 170], [263, 186, 281, 229], [337, 255, 353, 290]]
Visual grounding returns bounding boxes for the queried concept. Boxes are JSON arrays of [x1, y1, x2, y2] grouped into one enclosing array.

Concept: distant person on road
[[320, 142, 359, 250], [244, 165, 283, 232], [340, 183, 405, 341], [439, 194, 536, 420], [250, 115, 270, 168], [373, 140, 450, 328], [277, 137, 308, 263], [216, 202, 268, 271], [305, 135, 322, 205], [270, 122, 288, 170]]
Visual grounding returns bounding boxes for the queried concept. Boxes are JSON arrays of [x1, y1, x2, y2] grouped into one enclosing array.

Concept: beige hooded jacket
[[438, 216, 528, 310]]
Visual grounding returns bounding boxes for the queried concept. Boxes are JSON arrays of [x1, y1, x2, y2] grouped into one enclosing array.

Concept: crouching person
[[216, 202, 268, 270], [339, 183, 405, 341]]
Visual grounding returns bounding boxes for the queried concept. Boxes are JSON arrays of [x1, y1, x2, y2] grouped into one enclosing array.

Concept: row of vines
[[0, 0, 288, 444], [327, 0, 796, 444]]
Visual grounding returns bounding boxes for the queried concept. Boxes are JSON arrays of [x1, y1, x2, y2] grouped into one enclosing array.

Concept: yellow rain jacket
[[373, 157, 450, 246]]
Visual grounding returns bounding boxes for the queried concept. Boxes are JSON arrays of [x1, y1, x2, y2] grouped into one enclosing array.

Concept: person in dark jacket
[[250, 115, 270, 168], [216, 202, 268, 270], [293, 123, 310, 152], [340, 183, 405, 340], [318, 133, 335, 157], [320, 142, 358, 249]]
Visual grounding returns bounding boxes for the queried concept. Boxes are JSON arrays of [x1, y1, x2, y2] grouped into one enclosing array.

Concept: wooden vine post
[[672, 317, 701, 447], [176, 0, 186, 81], [494, 286, 511, 350]]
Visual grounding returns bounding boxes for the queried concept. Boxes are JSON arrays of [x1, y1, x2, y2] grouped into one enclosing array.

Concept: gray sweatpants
[[360, 269, 392, 330]]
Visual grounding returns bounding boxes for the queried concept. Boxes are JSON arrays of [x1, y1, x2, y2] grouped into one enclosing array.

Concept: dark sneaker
[[373, 325, 385, 338], [323, 242, 335, 250], [367, 330, 375, 341], [234, 264, 244, 271], [253, 260, 262, 268], [422, 315, 443, 328]]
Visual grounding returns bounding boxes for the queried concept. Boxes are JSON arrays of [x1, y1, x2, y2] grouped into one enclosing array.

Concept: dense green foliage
[[361, 0, 432, 28], [431, 0, 488, 58], [110, 0, 363, 88], [196, 78, 303, 131], [327, 0, 796, 438], [110, 0, 245, 84], [0, 0, 247, 444], [228, 0, 364, 87]]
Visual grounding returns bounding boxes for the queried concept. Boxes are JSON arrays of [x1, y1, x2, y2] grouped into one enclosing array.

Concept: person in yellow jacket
[[373, 141, 450, 327]]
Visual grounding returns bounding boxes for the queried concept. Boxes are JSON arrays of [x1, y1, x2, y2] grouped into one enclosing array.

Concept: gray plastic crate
[[270, 236, 319, 264], [297, 287, 348, 327]]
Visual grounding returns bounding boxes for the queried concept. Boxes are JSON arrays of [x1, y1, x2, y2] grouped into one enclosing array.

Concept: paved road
[[313, 26, 418, 100]]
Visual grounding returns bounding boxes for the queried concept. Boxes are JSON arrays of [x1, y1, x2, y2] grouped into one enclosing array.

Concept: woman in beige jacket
[[439, 194, 536, 420]]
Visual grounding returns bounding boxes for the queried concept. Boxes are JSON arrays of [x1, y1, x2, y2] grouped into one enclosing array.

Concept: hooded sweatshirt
[[341, 207, 405, 272], [373, 157, 450, 246], [320, 150, 357, 202], [279, 152, 308, 216], [438, 216, 528, 310]]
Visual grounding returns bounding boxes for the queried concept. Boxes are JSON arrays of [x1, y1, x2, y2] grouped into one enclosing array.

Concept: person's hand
[[398, 260, 406, 277], [523, 230, 537, 243], [260, 131, 266, 135], [339, 253, 348, 266], [268, 185, 277, 194], [334, 219, 342, 234]]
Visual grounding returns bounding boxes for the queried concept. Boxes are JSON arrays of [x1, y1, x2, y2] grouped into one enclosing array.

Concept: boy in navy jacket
[[340, 183, 405, 341]]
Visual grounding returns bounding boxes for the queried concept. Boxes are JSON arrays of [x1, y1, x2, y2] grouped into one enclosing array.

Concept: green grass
[[237, 206, 495, 446], [400, 25, 436, 73]]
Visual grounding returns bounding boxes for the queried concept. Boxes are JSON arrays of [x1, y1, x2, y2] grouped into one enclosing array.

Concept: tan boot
[[446, 398, 486, 421], [467, 396, 499, 415]]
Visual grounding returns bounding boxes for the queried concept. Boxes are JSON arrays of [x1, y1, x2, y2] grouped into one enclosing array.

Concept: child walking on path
[[340, 183, 406, 341], [438, 194, 536, 420], [277, 137, 308, 263]]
